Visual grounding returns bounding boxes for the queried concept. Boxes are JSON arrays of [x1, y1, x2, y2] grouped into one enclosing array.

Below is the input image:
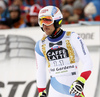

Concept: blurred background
[[0, 0, 100, 97], [0, 0, 100, 29]]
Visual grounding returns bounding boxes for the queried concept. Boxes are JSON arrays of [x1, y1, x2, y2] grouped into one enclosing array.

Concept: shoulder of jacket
[[41, 35, 47, 42], [66, 31, 72, 36], [66, 31, 76, 36], [66, 31, 76, 37]]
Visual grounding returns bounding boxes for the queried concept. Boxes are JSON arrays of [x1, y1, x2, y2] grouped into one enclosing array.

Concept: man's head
[[73, 1, 84, 16], [8, 5, 21, 20], [62, 5, 73, 20], [38, 6, 63, 36], [29, 4, 42, 26]]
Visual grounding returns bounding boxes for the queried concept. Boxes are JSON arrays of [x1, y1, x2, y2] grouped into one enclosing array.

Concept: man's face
[[30, 16, 38, 26], [10, 11, 19, 19], [62, 9, 70, 19], [43, 24, 55, 36]]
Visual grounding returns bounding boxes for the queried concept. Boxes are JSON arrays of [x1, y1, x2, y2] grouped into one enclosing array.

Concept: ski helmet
[[38, 6, 63, 29]]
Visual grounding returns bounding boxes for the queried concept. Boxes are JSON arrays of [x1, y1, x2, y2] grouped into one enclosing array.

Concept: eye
[[43, 18, 52, 21]]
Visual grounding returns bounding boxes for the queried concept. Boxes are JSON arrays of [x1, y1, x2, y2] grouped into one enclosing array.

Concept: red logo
[[40, 9, 48, 13]]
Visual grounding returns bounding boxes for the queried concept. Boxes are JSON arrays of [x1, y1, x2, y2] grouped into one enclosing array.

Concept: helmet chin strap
[[48, 27, 58, 38]]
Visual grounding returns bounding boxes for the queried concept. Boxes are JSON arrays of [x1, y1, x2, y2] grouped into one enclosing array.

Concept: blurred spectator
[[61, 5, 73, 24], [0, 18, 12, 29], [84, 2, 96, 21], [80, 0, 87, 6], [84, 0, 100, 21], [0, 0, 9, 19], [60, 0, 76, 10], [26, 4, 42, 27], [12, 0, 30, 22], [12, 0, 28, 13], [36, 0, 61, 8], [8, 0, 29, 13], [71, 0, 85, 22], [60, 0, 68, 9], [8, 4, 26, 28]]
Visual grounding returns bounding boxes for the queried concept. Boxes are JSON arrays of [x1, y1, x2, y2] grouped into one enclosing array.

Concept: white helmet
[[38, 6, 63, 28]]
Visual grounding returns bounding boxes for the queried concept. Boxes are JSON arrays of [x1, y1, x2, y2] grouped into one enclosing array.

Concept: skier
[[35, 6, 92, 97]]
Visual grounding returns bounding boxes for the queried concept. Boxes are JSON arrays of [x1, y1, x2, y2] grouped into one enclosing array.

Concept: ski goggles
[[38, 16, 54, 27]]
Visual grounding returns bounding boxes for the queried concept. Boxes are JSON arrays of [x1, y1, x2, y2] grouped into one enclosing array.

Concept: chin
[[45, 32, 50, 35]]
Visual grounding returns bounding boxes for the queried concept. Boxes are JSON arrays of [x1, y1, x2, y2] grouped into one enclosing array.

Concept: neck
[[48, 28, 63, 39]]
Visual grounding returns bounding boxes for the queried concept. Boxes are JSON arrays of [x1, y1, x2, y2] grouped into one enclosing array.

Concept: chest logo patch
[[47, 47, 69, 61]]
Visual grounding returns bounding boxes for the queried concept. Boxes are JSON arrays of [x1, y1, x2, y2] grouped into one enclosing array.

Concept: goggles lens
[[39, 16, 53, 27]]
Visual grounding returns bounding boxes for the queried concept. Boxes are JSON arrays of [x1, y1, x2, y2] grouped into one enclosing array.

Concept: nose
[[43, 24, 49, 29]]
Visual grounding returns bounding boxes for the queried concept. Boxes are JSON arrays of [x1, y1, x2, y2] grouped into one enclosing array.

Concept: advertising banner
[[62, 25, 100, 46]]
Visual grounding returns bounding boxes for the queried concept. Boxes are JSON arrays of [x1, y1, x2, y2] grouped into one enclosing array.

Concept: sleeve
[[35, 40, 46, 92], [70, 32, 93, 80]]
